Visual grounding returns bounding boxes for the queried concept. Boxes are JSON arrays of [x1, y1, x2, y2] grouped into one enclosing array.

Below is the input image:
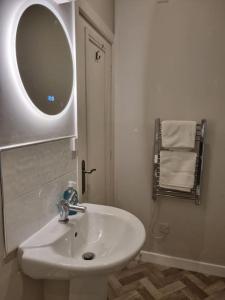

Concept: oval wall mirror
[[16, 4, 73, 115]]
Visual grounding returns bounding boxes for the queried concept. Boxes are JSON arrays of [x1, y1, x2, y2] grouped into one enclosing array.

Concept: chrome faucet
[[57, 189, 86, 223]]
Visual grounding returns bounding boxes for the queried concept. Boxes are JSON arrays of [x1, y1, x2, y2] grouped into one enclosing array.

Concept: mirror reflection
[[16, 4, 73, 115]]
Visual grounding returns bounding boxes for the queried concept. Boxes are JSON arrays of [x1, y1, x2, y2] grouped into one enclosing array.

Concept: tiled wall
[[0, 138, 77, 300], [1, 139, 77, 253]]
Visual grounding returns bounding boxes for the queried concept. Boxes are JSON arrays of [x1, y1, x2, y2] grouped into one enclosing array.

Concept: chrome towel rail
[[152, 119, 207, 205]]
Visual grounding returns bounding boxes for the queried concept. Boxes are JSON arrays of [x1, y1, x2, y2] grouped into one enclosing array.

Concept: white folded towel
[[159, 150, 197, 192], [161, 120, 197, 149]]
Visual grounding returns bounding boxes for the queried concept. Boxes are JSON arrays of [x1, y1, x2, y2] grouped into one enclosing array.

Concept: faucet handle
[[69, 189, 79, 206], [57, 199, 69, 223]]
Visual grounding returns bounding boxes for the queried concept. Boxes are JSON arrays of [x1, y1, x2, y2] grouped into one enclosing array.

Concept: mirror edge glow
[[8, 0, 77, 121]]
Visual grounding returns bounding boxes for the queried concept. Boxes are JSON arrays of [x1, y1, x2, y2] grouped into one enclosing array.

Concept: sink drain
[[82, 252, 95, 260]]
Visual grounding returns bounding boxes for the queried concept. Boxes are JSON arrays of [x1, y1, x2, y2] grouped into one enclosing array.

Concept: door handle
[[82, 160, 96, 194], [83, 169, 96, 174]]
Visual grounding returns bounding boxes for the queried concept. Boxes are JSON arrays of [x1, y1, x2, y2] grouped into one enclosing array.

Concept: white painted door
[[76, 16, 113, 205]]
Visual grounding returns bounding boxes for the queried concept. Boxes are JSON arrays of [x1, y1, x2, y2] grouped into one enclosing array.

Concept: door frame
[[76, 0, 114, 44], [75, 1, 114, 205]]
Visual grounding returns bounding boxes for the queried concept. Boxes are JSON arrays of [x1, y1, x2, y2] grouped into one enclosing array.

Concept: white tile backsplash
[[4, 189, 42, 253], [1, 139, 77, 253], [1, 139, 76, 201]]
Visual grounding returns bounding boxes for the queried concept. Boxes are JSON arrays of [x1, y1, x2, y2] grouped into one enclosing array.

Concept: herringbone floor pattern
[[108, 261, 225, 300]]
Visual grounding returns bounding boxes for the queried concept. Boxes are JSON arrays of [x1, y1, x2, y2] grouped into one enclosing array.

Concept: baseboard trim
[[140, 251, 225, 278]]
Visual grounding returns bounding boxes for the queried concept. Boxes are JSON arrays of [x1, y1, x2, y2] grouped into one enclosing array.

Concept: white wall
[[86, 0, 114, 31], [115, 0, 225, 266]]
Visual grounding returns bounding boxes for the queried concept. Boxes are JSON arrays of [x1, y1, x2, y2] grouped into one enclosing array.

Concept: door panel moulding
[[75, 1, 114, 205], [76, 0, 114, 44]]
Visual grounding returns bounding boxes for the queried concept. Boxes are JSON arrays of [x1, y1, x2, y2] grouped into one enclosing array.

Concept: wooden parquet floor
[[108, 261, 225, 300]]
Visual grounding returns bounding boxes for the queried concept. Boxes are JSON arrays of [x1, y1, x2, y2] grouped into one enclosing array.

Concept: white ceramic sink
[[18, 203, 145, 299]]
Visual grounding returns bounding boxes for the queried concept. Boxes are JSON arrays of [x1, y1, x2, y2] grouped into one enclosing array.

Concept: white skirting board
[[140, 251, 225, 278]]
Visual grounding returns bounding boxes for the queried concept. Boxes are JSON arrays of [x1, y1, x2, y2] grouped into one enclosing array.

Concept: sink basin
[[18, 203, 145, 299]]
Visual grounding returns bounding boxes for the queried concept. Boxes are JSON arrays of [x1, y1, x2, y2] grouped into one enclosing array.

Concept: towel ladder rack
[[152, 119, 207, 205]]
